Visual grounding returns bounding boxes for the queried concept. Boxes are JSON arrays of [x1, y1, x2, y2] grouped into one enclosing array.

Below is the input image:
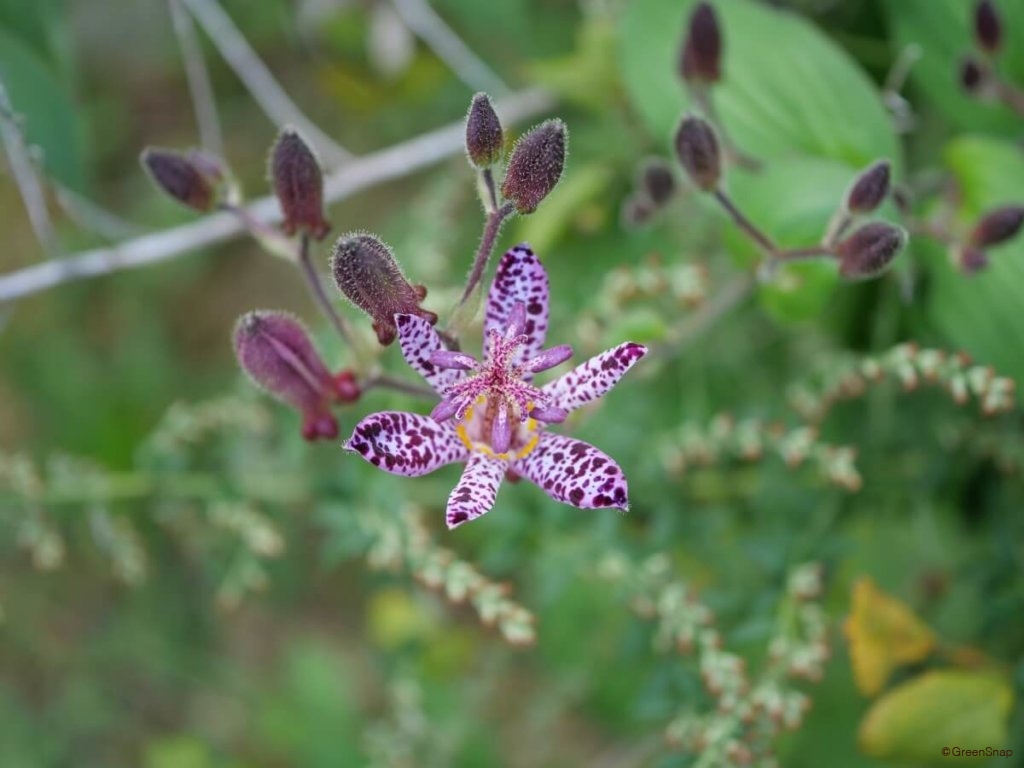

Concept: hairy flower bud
[[680, 1, 722, 85], [501, 119, 567, 214], [959, 56, 986, 93], [233, 311, 359, 441], [270, 128, 330, 240], [974, 0, 1002, 54], [465, 92, 504, 169], [640, 158, 677, 206], [846, 160, 891, 214], [330, 233, 437, 345], [969, 204, 1024, 247], [834, 222, 907, 280], [141, 147, 218, 212], [674, 115, 721, 192]]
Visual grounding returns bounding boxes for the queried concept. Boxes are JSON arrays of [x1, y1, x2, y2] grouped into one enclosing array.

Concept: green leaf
[[884, 0, 1024, 135], [0, 27, 85, 190], [923, 136, 1024, 381], [859, 670, 1013, 762], [619, 0, 899, 169]]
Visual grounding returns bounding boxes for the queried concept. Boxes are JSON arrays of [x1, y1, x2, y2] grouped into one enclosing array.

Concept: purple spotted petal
[[485, 245, 549, 369], [345, 411, 467, 476], [542, 342, 648, 413], [446, 453, 507, 529], [513, 432, 630, 511], [396, 314, 465, 394]]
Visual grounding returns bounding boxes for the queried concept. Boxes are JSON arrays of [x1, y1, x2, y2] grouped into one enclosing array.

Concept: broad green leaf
[[859, 670, 1013, 762], [0, 28, 85, 190], [923, 136, 1024, 381], [884, 0, 1024, 135], [619, 0, 899, 169]]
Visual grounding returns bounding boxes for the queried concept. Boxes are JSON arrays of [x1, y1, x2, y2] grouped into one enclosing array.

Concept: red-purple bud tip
[[846, 160, 891, 215], [141, 147, 220, 212], [233, 310, 356, 441], [969, 204, 1024, 247], [674, 115, 721, 192], [330, 233, 437, 346], [639, 158, 677, 207], [959, 56, 987, 93], [270, 128, 330, 240], [958, 245, 990, 275], [974, 0, 1002, 54], [680, 1, 722, 86], [465, 92, 504, 169], [834, 222, 907, 280], [501, 119, 567, 214]]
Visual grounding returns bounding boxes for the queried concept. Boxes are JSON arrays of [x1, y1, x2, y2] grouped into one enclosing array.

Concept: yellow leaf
[[859, 670, 1013, 762], [844, 577, 936, 695]]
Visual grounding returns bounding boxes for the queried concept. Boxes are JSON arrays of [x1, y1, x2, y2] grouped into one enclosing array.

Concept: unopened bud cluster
[[621, 158, 679, 227], [958, 1, 1013, 101], [956, 204, 1024, 274]]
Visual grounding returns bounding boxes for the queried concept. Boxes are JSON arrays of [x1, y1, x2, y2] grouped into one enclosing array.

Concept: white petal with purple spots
[[513, 432, 630, 511], [446, 453, 507, 528], [542, 342, 648, 413], [485, 245, 549, 369], [395, 314, 466, 395], [345, 411, 467, 476]]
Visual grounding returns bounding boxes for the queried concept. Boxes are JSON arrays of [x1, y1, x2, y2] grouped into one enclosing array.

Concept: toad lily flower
[[344, 245, 648, 528]]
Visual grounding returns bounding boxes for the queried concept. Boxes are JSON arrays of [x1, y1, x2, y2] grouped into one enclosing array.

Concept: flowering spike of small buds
[[501, 119, 567, 214], [834, 222, 906, 280], [270, 128, 330, 240], [140, 147, 218, 212], [974, 0, 1002, 54], [680, 1, 722, 86], [330, 233, 437, 345], [845, 160, 891, 215], [968, 204, 1024, 248], [233, 311, 359, 441], [640, 159, 677, 207], [465, 93, 503, 169], [959, 56, 986, 94], [674, 115, 721, 192]]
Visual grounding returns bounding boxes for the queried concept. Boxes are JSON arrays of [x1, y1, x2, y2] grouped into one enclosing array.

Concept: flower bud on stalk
[[974, 0, 1002, 54], [234, 311, 359, 441], [957, 246, 990, 275], [639, 159, 677, 207], [330, 233, 437, 345], [465, 93, 504, 169], [959, 56, 987, 94], [141, 147, 221, 212], [680, 1, 722, 86], [834, 222, 907, 280], [501, 119, 567, 214], [270, 128, 331, 240], [845, 160, 891, 215], [674, 115, 721, 192], [968, 205, 1024, 247]]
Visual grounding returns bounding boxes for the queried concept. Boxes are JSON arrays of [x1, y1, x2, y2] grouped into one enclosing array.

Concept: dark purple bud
[[834, 222, 907, 280], [959, 56, 986, 93], [969, 205, 1024, 247], [674, 115, 721, 192], [958, 245, 990, 275], [233, 311, 358, 441], [680, 2, 722, 86], [620, 195, 656, 229], [640, 159, 677, 206], [974, 0, 1002, 54], [465, 92, 504, 169], [330, 233, 437, 345], [501, 119, 567, 214], [846, 160, 891, 215], [141, 147, 218, 212], [270, 128, 330, 240]]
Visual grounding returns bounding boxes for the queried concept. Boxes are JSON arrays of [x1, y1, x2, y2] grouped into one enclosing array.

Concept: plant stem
[[363, 373, 436, 400], [712, 189, 777, 256], [776, 245, 833, 263]]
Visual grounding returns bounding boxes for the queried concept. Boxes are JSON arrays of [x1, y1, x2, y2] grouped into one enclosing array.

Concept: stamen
[[505, 301, 527, 338], [524, 344, 573, 373], [529, 404, 568, 424], [431, 397, 460, 422], [491, 401, 512, 454], [429, 350, 478, 370]]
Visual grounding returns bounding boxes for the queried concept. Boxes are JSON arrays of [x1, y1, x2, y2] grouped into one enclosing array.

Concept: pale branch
[[0, 87, 554, 304], [169, 0, 224, 157], [0, 78, 57, 258], [391, 0, 510, 95], [180, 0, 352, 166]]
